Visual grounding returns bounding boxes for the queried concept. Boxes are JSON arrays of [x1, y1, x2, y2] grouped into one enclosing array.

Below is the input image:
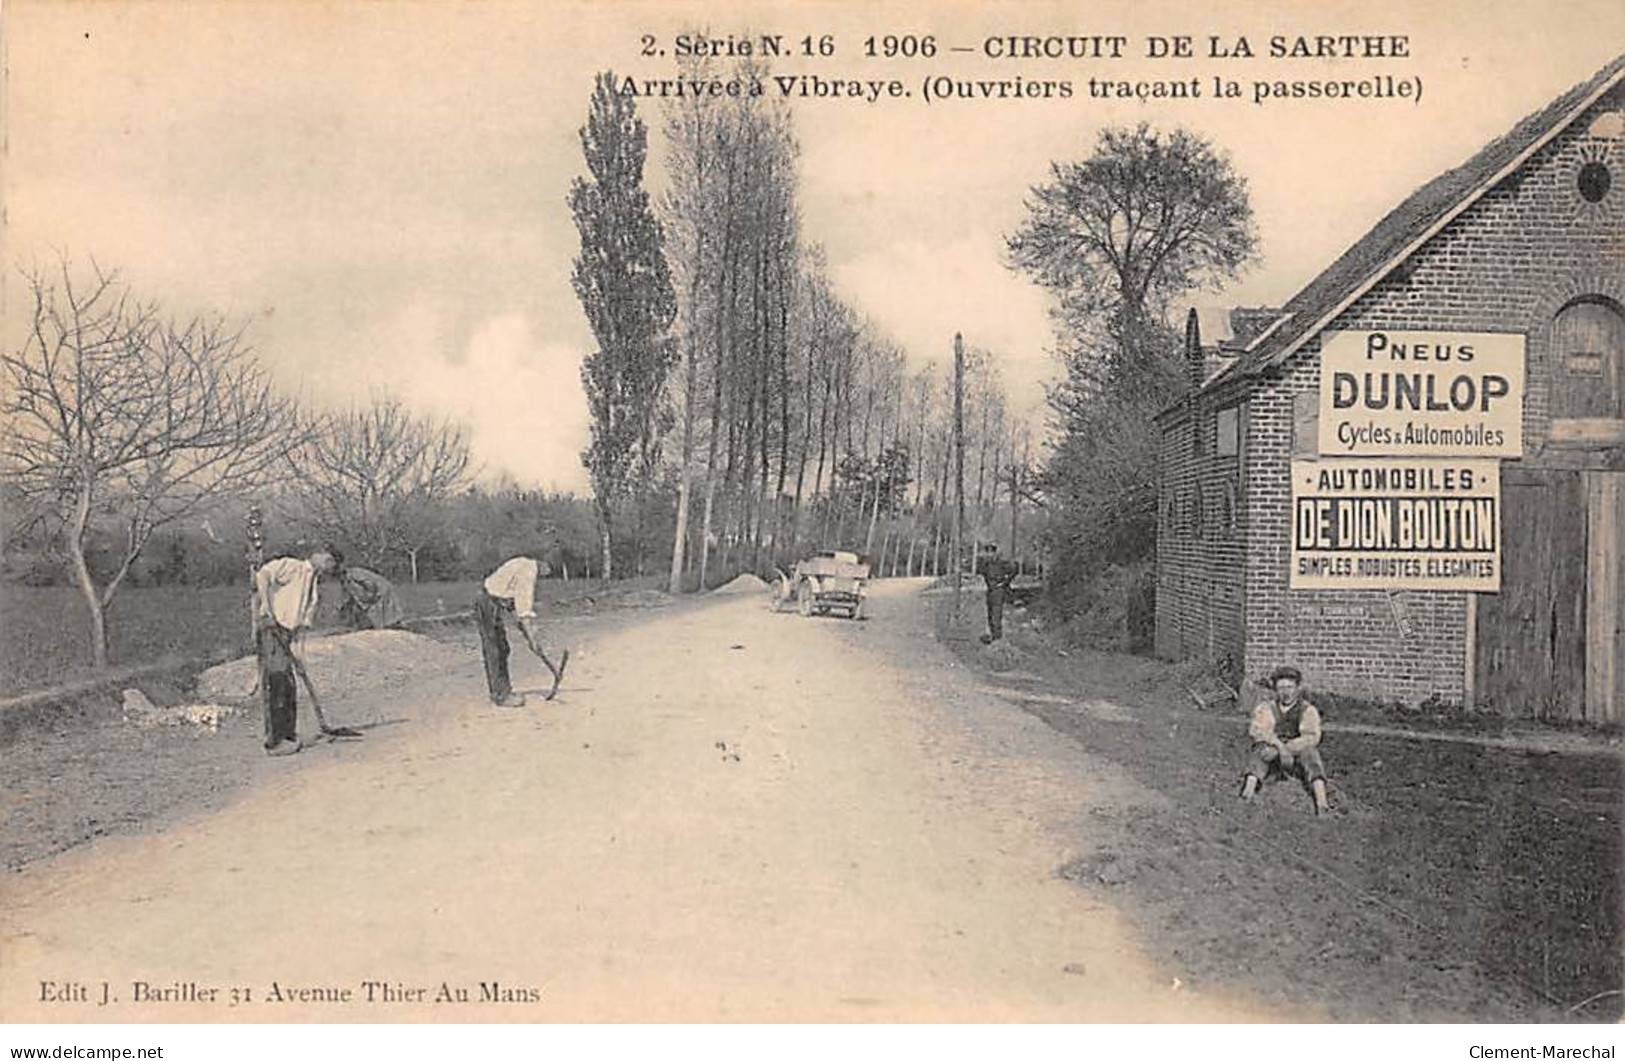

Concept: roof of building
[[1202, 52, 1625, 394], [1186, 306, 1286, 353], [1220, 306, 1286, 352]]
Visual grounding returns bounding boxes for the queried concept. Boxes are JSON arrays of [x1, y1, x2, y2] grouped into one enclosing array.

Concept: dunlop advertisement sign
[[1318, 330, 1525, 458], [1290, 458, 1501, 591]]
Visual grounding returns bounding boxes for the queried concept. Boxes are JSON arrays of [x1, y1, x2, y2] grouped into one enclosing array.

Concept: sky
[[5, 0, 1622, 492]]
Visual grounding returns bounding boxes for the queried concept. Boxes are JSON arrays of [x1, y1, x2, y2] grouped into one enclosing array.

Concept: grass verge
[[933, 590, 1622, 1022]]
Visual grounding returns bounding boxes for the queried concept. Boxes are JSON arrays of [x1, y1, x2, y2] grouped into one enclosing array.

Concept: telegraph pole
[[952, 332, 965, 616], [1012, 431, 1029, 572], [1009, 463, 1020, 567]]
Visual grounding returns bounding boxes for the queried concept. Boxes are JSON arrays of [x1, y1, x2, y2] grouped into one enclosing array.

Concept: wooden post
[[1463, 592, 1477, 712], [953, 332, 965, 617], [1585, 471, 1623, 725], [245, 502, 265, 637], [245, 502, 266, 702]]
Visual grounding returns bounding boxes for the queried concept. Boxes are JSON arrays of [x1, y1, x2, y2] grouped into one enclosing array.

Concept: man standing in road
[[253, 547, 340, 756], [1240, 665, 1331, 816], [477, 555, 568, 706], [976, 543, 1019, 644]]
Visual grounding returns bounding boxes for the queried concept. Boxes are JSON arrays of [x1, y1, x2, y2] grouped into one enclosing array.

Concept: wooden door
[[1552, 299, 1625, 420], [1475, 469, 1587, 719], [1585, 471, 1625, 725]]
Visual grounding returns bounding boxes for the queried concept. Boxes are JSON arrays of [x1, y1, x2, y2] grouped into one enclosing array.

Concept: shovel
[[287, 644, 363, 739]]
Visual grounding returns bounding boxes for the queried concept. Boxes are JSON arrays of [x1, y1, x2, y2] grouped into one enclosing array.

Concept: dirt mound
[[714, 574, 770, 595], [194, 629, 470, 701]]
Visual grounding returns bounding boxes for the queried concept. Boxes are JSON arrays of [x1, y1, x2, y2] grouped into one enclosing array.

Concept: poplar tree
[[570, 71, 677, 580]]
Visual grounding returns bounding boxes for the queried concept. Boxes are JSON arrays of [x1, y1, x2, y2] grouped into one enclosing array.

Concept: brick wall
[[1154, 400, 1247, 674], [1159, 85, 1625, 705], [1243, 350, 1470, 703]]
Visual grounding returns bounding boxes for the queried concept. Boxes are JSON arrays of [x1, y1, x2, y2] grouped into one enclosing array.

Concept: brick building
[[1155, 54, 1625, 723]]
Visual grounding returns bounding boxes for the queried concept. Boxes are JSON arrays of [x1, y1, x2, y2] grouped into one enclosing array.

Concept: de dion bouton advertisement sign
[[1289, 458, 1501, 591]]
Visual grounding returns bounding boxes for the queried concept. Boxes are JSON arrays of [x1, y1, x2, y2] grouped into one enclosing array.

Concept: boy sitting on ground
[[1240, 665, 1331, 816]]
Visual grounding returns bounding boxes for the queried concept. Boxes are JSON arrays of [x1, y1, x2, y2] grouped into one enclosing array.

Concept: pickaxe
[[517, 621, 569, 701]]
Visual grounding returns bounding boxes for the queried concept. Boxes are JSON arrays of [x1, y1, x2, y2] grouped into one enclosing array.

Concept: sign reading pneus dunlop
[[1290, 458, 1501, 591], [1319, 330, 1525, 458]]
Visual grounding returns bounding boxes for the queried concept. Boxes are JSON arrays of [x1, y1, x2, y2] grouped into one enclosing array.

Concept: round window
[[1578, 161, 1612, 203]]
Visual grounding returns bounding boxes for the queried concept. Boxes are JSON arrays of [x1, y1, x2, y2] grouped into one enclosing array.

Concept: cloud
[[830, 235, 1056, 413], [300, 307, 590, 494], [402, 314, 592, 494]]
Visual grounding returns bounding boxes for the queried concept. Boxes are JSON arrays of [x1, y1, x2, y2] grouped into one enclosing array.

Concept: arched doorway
[[1552, 297, 1625, 421]]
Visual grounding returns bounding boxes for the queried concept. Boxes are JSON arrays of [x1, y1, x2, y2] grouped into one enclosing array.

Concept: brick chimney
[[1184, 308, 1205, 389]]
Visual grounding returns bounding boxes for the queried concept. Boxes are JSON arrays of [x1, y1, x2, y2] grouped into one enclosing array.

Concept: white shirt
[[484, 557, 539, 618], [255, 557, 320, 631]]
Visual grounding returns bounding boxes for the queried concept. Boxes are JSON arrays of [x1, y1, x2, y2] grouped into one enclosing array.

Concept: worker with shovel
[[252, 548, 342, 756], [477, 555, 568, 707]]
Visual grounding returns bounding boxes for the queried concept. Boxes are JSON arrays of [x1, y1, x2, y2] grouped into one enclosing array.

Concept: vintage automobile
[[780, 550, 871, 619]]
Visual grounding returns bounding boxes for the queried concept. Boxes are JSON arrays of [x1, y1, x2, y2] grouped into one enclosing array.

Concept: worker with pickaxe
[[477, 555, 568, 707]]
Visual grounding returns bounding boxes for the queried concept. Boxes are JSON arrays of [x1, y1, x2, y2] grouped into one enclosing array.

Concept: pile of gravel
[[194, 629, 470, 701], [714, 573, 770, 595]]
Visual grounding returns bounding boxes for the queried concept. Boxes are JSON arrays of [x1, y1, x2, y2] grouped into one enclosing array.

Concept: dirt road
[[0, 580, 1275, 1022]]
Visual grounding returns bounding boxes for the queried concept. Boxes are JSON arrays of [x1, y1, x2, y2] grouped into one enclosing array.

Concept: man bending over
[[476, 555, 567, 706]]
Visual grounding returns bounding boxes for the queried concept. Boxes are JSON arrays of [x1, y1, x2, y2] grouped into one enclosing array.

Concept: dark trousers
[[474, 590, 511, 702], [1249, 741, 1327, 783], [985, 587, 1007, 640], [257, 624, 298, 747]]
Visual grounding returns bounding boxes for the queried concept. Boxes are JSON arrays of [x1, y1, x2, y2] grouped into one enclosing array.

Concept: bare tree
[[661, 49, 726, 592], [2, 259, 302, 666], [284, 396, 473, 580], [660, 57, 802, 586], [650, 54, 1025, 574]]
